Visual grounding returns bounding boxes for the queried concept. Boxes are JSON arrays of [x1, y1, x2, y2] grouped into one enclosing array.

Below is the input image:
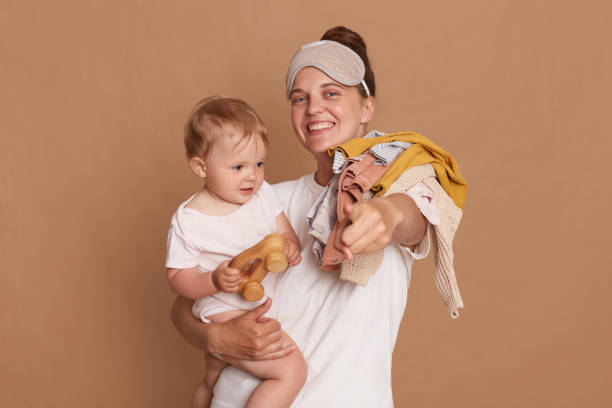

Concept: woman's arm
[[333, 193, 427, 257], [170, 296, 296, 360]]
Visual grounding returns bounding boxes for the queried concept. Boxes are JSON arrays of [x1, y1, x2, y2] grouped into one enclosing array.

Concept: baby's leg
[[191, 354, 228, 408], [190, 310, 243, 408], [223, 331, 307, 408]]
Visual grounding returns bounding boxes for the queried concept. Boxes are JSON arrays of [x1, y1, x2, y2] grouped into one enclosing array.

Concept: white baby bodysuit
[[166, 181, 283, 322]]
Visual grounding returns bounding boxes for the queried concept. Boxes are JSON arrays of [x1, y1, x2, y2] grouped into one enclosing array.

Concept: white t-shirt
[[166, 181, 284, 319], [211, 173, 431, 408]]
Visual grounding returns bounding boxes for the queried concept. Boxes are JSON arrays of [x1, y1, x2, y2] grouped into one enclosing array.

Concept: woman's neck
[[313, 154, 335, 186]]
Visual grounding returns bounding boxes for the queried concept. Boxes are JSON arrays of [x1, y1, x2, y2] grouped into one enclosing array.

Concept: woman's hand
[[212, 260, 242, 293], [171, 297, 294, 360], [333, 193, 427, 258]]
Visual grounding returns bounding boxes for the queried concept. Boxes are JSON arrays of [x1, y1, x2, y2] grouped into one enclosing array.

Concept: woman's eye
[[292, 96, 306, 104], [326, 90, 339, 97], [231, 165, 243, 171]]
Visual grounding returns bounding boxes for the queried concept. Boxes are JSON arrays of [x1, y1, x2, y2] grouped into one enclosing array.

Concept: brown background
[[1, 0, 611, 407]]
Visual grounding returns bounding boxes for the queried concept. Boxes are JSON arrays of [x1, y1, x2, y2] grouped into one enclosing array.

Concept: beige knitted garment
[[338, 164, 464, 318]]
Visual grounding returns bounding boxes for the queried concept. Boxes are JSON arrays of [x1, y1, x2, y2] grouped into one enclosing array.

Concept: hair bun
[[320, 26, 375, 97], [321, 26, 367, 55]]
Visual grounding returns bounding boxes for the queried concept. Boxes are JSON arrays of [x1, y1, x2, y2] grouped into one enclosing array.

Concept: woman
[[172, 26, 438, 407]]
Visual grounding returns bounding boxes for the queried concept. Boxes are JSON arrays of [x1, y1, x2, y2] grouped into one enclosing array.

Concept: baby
[[166, 96, 307, 408]]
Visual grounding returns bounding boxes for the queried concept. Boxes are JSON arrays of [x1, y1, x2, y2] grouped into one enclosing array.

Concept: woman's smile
[[307, 121, 335, 132]]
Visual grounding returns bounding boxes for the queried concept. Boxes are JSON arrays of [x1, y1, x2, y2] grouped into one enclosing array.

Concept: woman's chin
[[304, 143, 333, 157], [304, 136, 341, 153]]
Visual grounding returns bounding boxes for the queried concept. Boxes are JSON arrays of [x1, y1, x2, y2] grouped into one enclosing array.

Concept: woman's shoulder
[[269, 178, 297, 195], [270, 172, 319, 198]]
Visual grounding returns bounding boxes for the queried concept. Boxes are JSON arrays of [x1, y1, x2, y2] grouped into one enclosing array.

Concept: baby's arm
[[167, 261, 241, 300], [276, 212, 301, 267]]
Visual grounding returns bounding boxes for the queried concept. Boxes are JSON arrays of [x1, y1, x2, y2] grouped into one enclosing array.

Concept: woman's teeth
[[308, 122, 334, 132]]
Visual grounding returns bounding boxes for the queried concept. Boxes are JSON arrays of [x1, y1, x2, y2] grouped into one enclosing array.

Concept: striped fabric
[[331, 130, 412, 174]]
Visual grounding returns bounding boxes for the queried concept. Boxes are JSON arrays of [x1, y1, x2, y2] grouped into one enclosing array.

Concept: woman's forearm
[[382, 193, 428, 248], [170, 296, 294, 360], [170, 296, 210, 351]]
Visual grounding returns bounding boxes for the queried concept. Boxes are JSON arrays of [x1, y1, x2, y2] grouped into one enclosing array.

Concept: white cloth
[[211, 173, 431, 408], [165, 181, 283, 322]]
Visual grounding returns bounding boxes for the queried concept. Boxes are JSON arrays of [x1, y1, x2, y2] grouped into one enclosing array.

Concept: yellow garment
[[329, 131, 468, 209]]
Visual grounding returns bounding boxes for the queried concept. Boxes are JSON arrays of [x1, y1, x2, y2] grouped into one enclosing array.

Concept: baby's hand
[[285, 238, 302, 267], [212, 260, 242, 293]]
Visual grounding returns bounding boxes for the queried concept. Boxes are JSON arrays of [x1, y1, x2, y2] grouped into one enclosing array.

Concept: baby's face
[[204, 132, 267, 205]]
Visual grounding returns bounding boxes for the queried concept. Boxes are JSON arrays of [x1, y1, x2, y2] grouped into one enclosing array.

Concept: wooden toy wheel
[[265, 252, 288, 273], [242, 281, 265, 302]]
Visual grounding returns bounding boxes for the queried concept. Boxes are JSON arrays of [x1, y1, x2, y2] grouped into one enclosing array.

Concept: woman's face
[[289, 67, 374, 158]]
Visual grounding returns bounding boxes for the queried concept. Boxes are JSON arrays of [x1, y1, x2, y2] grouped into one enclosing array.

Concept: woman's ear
[[189, 157, 207, 178], [360, 96, 376, 124]]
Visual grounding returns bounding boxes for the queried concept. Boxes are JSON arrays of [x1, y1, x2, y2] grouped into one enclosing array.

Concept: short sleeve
[[165, 225, 200, 269], [404, 182, 440, 226], [399, 223, 431, 260], [260, 181, 284, 217], [393, 181, 437, 260]]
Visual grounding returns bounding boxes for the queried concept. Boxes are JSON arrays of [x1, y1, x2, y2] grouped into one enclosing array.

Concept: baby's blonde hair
[[184, 96, 268, 159]]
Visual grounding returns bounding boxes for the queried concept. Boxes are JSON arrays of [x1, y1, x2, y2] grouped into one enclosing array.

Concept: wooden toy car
[[229, 233, 288, 301]]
